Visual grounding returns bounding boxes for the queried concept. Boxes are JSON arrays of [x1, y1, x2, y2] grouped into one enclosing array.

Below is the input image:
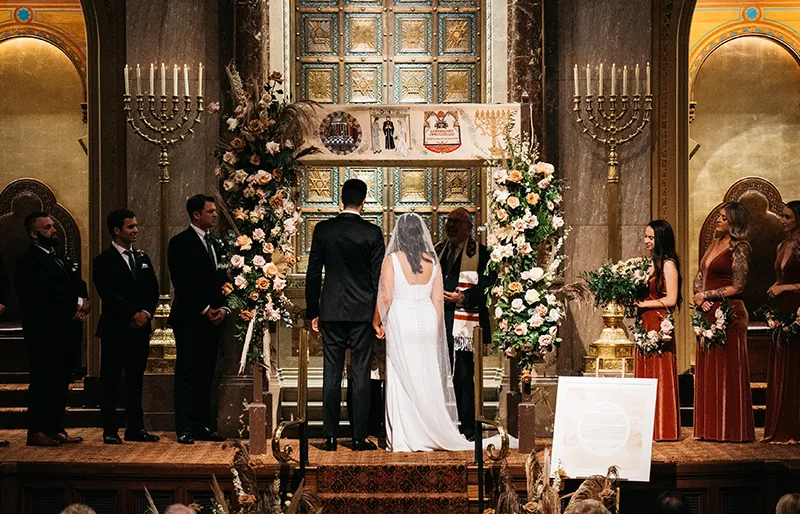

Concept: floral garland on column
[[213, 67, 318, 372], [486, 135, 567, 373]]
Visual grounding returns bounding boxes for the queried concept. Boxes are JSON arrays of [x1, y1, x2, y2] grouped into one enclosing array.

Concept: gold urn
[[583, 300, 635, 377]]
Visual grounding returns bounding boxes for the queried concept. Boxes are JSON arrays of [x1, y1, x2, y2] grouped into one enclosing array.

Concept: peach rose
[[526, 192, 540, 205], [508, 282, 523, 294], [240, 310, 254, 321], [507, 170, 523, 183], [496, 209, 508, 222], [264, 262, 279, 277], [221, 282, 234, 296], [249, 291, 260, 301], [236, 234, 253, 250], [230, 138, 245, 150], [249, 154, 261, 166], [255, 276, 270, 290], [507, 196, 520, 209]]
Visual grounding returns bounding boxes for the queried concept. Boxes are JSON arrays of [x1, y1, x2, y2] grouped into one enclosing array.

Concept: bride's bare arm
[[431, 268, 445, 325], [374, 255, 394, 331]]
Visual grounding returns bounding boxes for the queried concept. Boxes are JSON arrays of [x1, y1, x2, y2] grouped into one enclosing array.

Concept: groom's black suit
[[305, 212, 385, 440]]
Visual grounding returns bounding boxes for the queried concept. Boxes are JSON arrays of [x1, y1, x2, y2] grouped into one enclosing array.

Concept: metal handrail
[[271, 323, 309, 472]]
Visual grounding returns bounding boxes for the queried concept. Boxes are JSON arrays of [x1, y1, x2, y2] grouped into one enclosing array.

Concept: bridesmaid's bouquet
[[580, 257, 653, 316], [631, 312, 674, 355], [756, 305, 800, 344], [486, 134, 567, 372], [691, 299, 734, 350]]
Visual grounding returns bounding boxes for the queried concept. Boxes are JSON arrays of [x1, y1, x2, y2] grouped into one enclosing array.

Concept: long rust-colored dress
[[694, 243, 755, 442], [763, 243, 800, 444], [635, 274, 680, 441]]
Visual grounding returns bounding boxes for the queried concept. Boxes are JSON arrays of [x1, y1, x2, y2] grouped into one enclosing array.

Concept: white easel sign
[[550, 376, 657, 482]]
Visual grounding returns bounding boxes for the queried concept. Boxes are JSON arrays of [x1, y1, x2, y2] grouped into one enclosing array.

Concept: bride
[[372, 213, 475, 452]]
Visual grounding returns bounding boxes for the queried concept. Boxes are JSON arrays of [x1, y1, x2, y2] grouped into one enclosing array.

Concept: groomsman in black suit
[[306, 179, 385, 451], [168, 194, 228, 444], [0, 255, 9, 446], [93, 210, 160, 444], [15, 212, 89, 446]]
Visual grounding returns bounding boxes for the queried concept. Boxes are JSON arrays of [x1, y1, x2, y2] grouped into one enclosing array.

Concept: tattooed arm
[[703, 241, 750, 301]]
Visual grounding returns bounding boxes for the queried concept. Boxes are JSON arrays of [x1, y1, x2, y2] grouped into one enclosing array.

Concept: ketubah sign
[[299, 103, 521, 167]]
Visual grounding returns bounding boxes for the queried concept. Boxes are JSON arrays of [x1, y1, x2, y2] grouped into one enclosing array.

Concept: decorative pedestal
[[518, 381, 536, 454], [583, 300, 635, 378], [145, 295, 176, 374]]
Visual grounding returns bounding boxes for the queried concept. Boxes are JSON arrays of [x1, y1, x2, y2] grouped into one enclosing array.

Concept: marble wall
[[125, 0, 222, 281], [545, 0, 653, 374]]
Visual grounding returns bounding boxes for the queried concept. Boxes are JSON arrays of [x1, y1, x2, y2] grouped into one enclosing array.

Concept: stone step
[[679, 405, 766, 428], [0, 406, 174, 431], [318, 493, 469, 514], [0, 382, 89, 408]]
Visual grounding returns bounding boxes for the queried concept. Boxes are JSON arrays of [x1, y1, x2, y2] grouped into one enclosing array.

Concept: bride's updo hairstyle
[[392, 213, 434, 274]]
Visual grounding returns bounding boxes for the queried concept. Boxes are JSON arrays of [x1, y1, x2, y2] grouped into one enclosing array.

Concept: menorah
[[474, 108, 512, 157], [123, 62, 204, 358], [573, 62, 652, 262]]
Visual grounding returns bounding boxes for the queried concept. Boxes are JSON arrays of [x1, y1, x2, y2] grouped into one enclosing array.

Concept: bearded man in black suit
[[15, 212, 89, 446], [168, 194, 228, 444], [305, 179, 385, 451], [93, 209, 160, 444]]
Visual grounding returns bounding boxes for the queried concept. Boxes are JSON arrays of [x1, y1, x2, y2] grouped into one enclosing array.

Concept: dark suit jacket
[[0, 254, 9, 307], [435, 238, 493, 346], [14, 244, 88, 343], [305, 213, 385, 322], [167, 227, 226, 325], [93, 245, 159, 339]]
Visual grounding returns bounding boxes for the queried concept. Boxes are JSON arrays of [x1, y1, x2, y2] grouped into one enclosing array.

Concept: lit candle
[[599, 64, 603, 97], [573, 65, 579, 96], [161, 63, 166, 96], [635, 64, 640, 96], [173, 64, 178, 97], [586, 64, 591, 96], [149, 63, 154, 95], [646, 62, 651, 95], [183, 64, 190, 96], [623, 65, 627, 96], [136, 64, 142, 95], [611, 63, 616, 96], [124, 64, 130, 96], [198, 63, 203, 97]]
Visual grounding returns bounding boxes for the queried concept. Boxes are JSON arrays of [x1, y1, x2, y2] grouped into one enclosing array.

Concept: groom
[[306, 179, 385, 451]]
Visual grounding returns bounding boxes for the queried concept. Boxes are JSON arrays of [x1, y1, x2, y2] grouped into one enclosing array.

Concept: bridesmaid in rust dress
[[763, 200, 800, 444], [693, 202, 754, 442], [635, 220, 682, 441]]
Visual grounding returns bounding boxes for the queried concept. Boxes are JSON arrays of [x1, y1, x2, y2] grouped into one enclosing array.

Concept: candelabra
[[573, 62, 652, 262], [574, 62, 652, 378], [123, 62, 204, 371]]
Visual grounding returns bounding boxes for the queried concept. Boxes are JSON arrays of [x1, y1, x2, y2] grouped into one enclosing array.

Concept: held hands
[[73, 298, 90, 321], [129, 311, 150, 329], [767, 284, 785, 298], [692, 292, 713, 312], [373, 322, 385, 340], [443, 290, 464, 304], [206, 307, 227, 326]]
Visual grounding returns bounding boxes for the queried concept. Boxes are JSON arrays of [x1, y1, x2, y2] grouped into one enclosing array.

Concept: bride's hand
[[373, 323, 385, 340]]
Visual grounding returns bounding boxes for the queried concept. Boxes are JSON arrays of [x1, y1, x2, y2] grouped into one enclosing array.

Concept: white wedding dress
[[383, 253, 474, 452]]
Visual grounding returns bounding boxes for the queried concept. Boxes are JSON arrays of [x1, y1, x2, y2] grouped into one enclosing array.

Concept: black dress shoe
[[352, 438, 377, 451], [323, 437, 337, 451], [177, 433, 195, 444], [27, 432, 61, 447], [465, 434, 476, 442], [192, 427, 225, 441], [125, 429, 160, 442], [103, 434, 123, 445]]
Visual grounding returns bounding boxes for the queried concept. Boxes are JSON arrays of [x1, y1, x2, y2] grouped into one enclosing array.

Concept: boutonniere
[[141, 263, 150, 269]]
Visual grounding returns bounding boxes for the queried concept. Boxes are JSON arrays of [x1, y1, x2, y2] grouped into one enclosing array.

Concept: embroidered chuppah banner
[[298, 103, 521, 167]]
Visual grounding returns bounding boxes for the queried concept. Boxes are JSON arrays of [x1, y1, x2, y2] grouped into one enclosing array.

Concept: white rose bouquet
[[691, 299, 735, 350], [631, 312, 674, 355], [580, 257, 653, 317]]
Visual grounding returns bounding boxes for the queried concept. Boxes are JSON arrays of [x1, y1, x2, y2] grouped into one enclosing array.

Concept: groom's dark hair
[[342, 179, 367, 208]]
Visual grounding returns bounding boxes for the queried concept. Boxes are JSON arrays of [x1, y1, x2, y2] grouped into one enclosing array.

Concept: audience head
[[341, 179, 368, 210], [646, 219, 683, 308], [444, 207, 473, 246], [656, 490, 691, 514], [568, 499, 611, 514], [186, 194, 217, 230], [777, 493, 800, 514], [24, 211, 59, 248], [107, 209, 138, 247], [718, 201, 748, 241], [164, 504, 196, 514], [782, 200, 800, 237], [60, 505, 97, 514]]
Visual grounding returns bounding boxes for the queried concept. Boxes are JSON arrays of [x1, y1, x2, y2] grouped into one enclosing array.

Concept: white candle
[[149, 63, 154, 95], [124, 65, 130, 95], [586, 64, 591, 96], [173, 65, 178, 96], [599, 64, 603, 96], [573, 65, 579, 96], [623, 65, 627, 96], [136, 64, 142, 95], [635, 64, 640, 95], [161, 63, 166, 96], [198, 63, 203, 97], [183, 64, 190, 96], [646, 62, 651, 95], [611, 63, 616, 96]]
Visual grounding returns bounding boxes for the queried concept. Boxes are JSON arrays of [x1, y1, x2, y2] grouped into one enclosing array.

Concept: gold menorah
[[475, 108, 512, 157], [122, 62, 204, 361], [573, 62, 652, 261]]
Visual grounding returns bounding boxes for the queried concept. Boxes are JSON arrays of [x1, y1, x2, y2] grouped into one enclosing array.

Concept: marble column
[[234, 0, 269, 88], [508, 0, 545, 151]]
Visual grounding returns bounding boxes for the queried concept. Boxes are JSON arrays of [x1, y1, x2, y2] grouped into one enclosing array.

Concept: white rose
[[273, 276, 287, 291], [539, 334, 553, 348], [545, 293, 557, 305], [514, 322, 528, 336], [552, 215, 564, 229], [528, 267, 545, 281], [525, 289, 540, 304], [547, 201, 554, 211], [223, 179, 236, 191], [252, 228, 266, 242], [525, 214, 539, 229], [265, 141, 281, 154], [547, 308, 561, 322], [230, 255, 245, 268], [505, 347, 518, 357], [512, 219, 527, 232], [660, 319, 674, 332], [549, 325, 559, 336], [493, 188, 510, 203], [517, 242, 533, 256], [529, 314, 544, 328], [492, 286, 504, 297], [693, 326, 702, 335], [537, 176, 552, 189], [495, 306, 504, 318], [703, 329, 714, 339], [511, 298, 525, 313], [226, 117, 239, 131], [490, 249, 504, 263], [715, 308, 725, 319], [252, 255, 266, 268], [493, 169, 508, 184], [242, 265, 252, 274], [234, 275, 248, 289]]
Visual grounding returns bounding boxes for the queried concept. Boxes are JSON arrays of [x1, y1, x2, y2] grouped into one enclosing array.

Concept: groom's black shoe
[[323, 437, 337, 451], [352, 438, 377, 451]]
